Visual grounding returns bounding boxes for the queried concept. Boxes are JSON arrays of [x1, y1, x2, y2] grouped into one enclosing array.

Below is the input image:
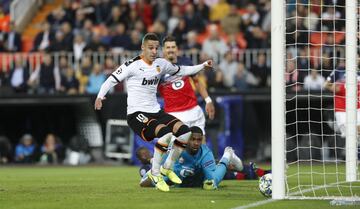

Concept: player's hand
[[94, 97, 105, 110], [205, 102, 215, 120], [203, 60, 213, 70]]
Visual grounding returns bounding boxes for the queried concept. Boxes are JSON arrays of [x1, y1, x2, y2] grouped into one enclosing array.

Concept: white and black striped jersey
[[97, 56, 206, 115]]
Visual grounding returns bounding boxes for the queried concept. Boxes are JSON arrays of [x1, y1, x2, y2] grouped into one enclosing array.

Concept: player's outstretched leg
[[162, 125, 191, 184], [224, 146, 244, 171], [151, 128, 173, 191]]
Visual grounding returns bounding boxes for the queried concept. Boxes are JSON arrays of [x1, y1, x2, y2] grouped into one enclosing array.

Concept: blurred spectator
[[128, 30, 142, 51], [182, 30, 201, 52], [303, 69, 325, 90], [85, 32, 108, 52], [250, 53, 270, 88], [321, 6, 341, 31], [61, 22, 74, 48], [285, 59, 300, 91], [241, 3, 260, 30], [220, 5, 242, 35], [135, 0, 153, 29], [209, 0, 230, 22], [0, 136, 12, 164], [39, 133, 65, 164], [60, 67, 79, 95], [194, 0, 210, 22], [75, 18, 94, 43], [4, 22, 21, 52], [172, 18, 188, 47], [167, 5, 182, 35], [151, 20, 167, 42], [77, 56, 92, 94], [32, 21, 55, 52], [184, 3, 205, 33], [153, 0, 170, 23], [48, 31, 70, 52], [86, 63, 106, 94], [218, 51, 238, 88], [234, 62, 258, 91], [28, 53, 61, 94], [15, 134, 36, 163], [9, 55, 30, 93], [47, 7, 68, 31], [110, 23, 131, 52], [73, 34, 87, 62], [316, 53, 334, 79], [0, 5, 10, 32], [201, 24, 228, 61], [73, 9, 86, 31], [106, 6, 126, 28], [297, 48, 310, 83]]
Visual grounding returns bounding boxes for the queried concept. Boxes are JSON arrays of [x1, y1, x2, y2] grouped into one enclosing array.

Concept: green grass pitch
[[0, 165, 359, 209]]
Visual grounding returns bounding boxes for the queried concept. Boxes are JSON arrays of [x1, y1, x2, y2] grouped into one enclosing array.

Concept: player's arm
[[200, 151, 218, 186], [324, 77, 340, 93], [161, 58, 213, 76], [95, 65, 129, 110], [193, 76, 215, 120]]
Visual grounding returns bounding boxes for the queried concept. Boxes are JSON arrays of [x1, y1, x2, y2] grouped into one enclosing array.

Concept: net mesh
[[284, 0, 360, 199]]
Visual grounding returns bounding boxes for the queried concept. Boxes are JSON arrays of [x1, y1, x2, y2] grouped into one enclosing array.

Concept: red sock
[[236, 172, 246, 180], [256, 168, 265, 177]]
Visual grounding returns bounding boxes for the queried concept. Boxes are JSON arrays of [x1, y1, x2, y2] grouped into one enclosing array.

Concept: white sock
[[163, 132, 191, 169], [163, 144, 183, 169], [151, 149, 162, 176], [151, 133, 172, 175]]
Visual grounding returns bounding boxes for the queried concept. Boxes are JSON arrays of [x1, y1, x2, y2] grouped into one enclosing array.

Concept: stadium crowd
[[0, 0, 351, 164]]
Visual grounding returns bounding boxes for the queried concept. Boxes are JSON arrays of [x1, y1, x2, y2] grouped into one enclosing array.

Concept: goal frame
[[271, 0, 358, 199]]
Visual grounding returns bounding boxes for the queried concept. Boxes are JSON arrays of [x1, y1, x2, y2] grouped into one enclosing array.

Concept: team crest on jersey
[[115, 68, 122, 74], [156, 65, 161, 73], [178, 157, 184, 164]]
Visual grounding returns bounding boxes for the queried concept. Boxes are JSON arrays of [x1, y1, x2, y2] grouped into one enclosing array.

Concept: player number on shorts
[[172, 80, 184, 90], [136, 113, 149, 123]]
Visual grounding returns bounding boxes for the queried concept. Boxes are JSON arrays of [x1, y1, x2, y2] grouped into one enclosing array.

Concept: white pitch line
[[231, 198, 277, 209], [232, 181, 351, 209]]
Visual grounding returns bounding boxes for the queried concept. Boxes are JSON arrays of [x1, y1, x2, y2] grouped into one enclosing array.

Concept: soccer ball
[[258, 173, 272, 197]]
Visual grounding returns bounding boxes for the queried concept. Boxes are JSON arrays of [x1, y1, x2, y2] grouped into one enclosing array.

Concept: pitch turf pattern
[[0, 166, 359, 209]]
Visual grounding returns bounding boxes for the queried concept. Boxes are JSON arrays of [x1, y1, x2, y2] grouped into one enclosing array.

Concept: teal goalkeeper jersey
[[166, 144, 217, 187]]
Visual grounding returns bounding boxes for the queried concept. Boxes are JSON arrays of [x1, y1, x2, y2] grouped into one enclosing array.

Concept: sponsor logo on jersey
[[142, 77, 160, 85]]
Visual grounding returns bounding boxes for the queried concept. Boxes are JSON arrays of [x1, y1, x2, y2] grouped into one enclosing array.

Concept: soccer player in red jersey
[[325, 74, 360, 137], [158, 36, 215, 135]]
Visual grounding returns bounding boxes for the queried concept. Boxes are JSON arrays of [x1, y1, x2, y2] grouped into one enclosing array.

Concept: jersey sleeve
[[96, 64, 131, 99], [200, 150, 217, 181], [157, 58, 205, 76]]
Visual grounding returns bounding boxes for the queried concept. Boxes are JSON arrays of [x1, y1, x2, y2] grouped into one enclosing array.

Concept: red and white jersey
[[334, 79, 360, 112], [158, 75, 198, 112]]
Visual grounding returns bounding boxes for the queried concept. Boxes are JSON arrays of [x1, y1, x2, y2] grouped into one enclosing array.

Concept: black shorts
[[127, 110, 180, 141]]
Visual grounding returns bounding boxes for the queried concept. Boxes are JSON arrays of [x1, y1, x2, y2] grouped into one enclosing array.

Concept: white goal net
[[272, 0, 360, 200]]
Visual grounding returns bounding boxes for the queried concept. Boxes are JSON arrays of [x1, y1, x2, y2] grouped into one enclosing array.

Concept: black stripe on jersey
[[171, 65, 181, 76], [124, 56, 141, 66], [111, 74, 121, 83]]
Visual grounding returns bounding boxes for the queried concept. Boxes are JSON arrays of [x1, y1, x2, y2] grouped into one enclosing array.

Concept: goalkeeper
[[137, 126, 270, 190]]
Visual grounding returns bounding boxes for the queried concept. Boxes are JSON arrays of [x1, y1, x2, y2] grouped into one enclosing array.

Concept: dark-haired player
[[95, 33, 213, 192]]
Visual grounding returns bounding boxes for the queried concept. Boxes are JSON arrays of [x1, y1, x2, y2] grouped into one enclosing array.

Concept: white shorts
[[335, 110, 360, 137], [168, 105, 206, 134]]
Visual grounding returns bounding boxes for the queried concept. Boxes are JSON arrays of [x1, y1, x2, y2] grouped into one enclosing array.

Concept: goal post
[[272, 0, 360, 200], [345, 0, 358, 182], [271, 0, 286, 200]]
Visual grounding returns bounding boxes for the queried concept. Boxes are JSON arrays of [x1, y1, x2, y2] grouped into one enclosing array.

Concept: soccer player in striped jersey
[[95, 33, 213, 192]]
